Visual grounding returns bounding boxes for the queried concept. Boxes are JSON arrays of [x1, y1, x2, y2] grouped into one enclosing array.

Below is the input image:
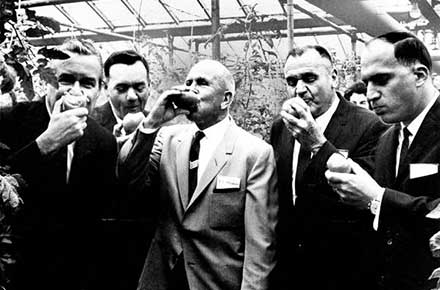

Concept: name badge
[[216, 175, 240, 190]]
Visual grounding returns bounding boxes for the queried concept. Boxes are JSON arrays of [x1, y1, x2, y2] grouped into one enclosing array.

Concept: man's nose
[[295, 80, 307, 96], [69, 81, 82, 95], [127, 87, 138, 101], [366, 83, 380, 102]]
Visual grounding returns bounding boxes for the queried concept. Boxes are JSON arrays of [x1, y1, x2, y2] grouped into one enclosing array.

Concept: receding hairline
[[191, 60, 235, 94]]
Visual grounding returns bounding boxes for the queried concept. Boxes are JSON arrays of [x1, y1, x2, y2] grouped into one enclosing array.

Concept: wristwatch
[[368, 198, 381, 215]]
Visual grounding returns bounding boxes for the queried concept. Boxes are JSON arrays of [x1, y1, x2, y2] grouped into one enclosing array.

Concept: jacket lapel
[[374, 125, 399, 187], [186, 123, 236, 210], [323, 96, 349, 146], [395, 98, 440, 184], [176, 131, 193, 209]]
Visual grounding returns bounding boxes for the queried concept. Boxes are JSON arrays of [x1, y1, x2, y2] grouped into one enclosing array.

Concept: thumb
[[348, 159, 367, 175], [52, 98, 64, 114]]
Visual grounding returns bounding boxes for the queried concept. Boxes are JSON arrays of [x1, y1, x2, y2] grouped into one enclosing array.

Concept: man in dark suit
[[0, 39, 117, 290], [119, 59, 278, 290], [92, 50, 154, 290], [327, 32, 440, 290], [270, 45, 387, 290], [93, 50, 149, 138]]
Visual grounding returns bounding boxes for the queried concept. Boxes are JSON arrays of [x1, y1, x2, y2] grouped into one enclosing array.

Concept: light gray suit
[[119, 120, 278, 290]]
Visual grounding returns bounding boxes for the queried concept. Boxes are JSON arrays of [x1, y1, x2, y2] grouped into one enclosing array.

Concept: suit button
[[386, 238, 393, 246], [297, 243, 303, 249]]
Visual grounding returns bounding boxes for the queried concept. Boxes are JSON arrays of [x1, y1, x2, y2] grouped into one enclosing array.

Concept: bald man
[[118, 59, 278, 290]]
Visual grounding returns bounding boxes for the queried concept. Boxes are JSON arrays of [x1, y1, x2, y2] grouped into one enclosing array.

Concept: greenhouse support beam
[[287, 0, 294, 50], [418, 0, 440, 29], [18, 0, 84, 8], [211, 0, 220, 60], [293, 4, 364, 43]]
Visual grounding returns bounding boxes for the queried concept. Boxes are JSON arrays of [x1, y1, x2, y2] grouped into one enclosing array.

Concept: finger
[[281, 101, 296, 116], [52, 98, 64, 114], [69, 107, 89, 117], [280, 110, 300, 126], [174, 108, 190, 116], [325, 170, 348, 183], [348, 159, 367, 175], [290, 98, 312, 119]]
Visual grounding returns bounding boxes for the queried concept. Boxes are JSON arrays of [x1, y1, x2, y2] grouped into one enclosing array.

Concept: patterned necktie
[[188, 131, 205, 200], [398, 127, 411, 176]]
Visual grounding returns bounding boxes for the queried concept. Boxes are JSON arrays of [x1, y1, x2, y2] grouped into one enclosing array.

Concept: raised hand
[[280, 97, 327, 153], [36, 98, 88, 155], [142, 89, 191, 130]]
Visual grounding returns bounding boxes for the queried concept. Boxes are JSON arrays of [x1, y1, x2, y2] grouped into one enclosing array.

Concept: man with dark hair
[[327, 31, 440, 290], [93, 50, 150, 139], [0, 39, 117, 290], [92, 50, 153, 290], [344, 81, 370, 109], [271, 45, 387, 290]]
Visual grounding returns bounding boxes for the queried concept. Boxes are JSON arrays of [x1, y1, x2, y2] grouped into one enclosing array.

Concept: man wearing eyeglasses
[[270, 45, 387, 290]]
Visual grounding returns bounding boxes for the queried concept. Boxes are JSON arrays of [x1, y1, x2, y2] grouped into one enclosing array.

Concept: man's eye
[[185, 80, 192, 86], [58, 75, 74, 85], [371, 75, 390, 86], [303, 75, 317, 83], [134, 84, 146, 92], [81, 80, 96, 89], [286, 77, 298, 87], [115, 85, 128, 93], [196, 79, 208, 86]]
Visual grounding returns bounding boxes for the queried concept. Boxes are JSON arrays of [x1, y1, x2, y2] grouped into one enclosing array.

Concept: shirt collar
[[315, 95, 339, 132], [192, 115, 231, 139], [108, 100, 123, 125], [401, 93, 438, 137]]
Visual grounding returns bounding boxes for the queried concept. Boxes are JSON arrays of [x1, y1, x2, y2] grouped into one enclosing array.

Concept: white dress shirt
[[372, 94, 438, 230], [195, 115, 231, 180], [291, 96, 340, 205]]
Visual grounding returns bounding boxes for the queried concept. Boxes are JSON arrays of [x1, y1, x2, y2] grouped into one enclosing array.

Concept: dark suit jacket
[[91, 101, 117, 133], [270, 96, 388, 290], [92, 100, 156, 290], [372, 97, 440, 290], [0, 100, 117, 290]]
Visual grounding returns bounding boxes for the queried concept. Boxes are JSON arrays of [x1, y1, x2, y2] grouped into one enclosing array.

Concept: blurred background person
[[344, 81, 371, 110]]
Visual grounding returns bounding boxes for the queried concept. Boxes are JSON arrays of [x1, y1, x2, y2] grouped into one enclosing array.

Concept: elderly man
[[0, 39, 117, 290], [119, 59, 278, 290], [92, 50, 153, 290], [327, 31, 440, 290], [93, 50, 149, 139], [270, 45, 387, 290]]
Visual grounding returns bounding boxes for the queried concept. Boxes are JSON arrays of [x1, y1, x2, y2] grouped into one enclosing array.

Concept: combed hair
[[104, 50, 150, 81], [374, 31, 432, 72], [286, 45, 334, 65], [343, 81, 367, 100], [59, 39, 103, 80]]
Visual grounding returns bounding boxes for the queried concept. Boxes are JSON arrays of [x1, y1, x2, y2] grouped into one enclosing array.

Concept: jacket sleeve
[[241, 145, 278, 290]]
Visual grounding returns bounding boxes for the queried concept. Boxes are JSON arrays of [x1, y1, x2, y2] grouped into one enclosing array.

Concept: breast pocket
[[209, 189, 245, 229]]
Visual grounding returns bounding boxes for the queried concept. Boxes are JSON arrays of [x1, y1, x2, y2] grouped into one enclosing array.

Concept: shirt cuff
[[138, 125, 159, 135], [371, 187, 385, 231]]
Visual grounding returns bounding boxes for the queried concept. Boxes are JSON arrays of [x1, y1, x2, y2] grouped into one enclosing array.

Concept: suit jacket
[[92, 100, 156, 290], [0, 100, 117, 290], [92, 101, 117, 133], [372, 97, 440, 290], [270, 96, 388, 290], [119, 121, 278, 290]]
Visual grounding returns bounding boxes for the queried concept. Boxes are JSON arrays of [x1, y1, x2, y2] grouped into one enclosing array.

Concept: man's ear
[[413, 64, 429, 87], [221, 91, 233, 109], [331, 68, 338, 89]]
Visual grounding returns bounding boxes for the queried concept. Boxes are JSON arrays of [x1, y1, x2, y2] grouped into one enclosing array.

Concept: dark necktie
[[189, 131, 205, 200], [295, 144, 311, 195], [398, 127, 411, 176]]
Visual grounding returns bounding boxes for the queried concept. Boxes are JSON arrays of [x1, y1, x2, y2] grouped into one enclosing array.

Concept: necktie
[[189, 131, 205, 200], [295, 144, 311, 196], [398, 127, 411, 176]]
